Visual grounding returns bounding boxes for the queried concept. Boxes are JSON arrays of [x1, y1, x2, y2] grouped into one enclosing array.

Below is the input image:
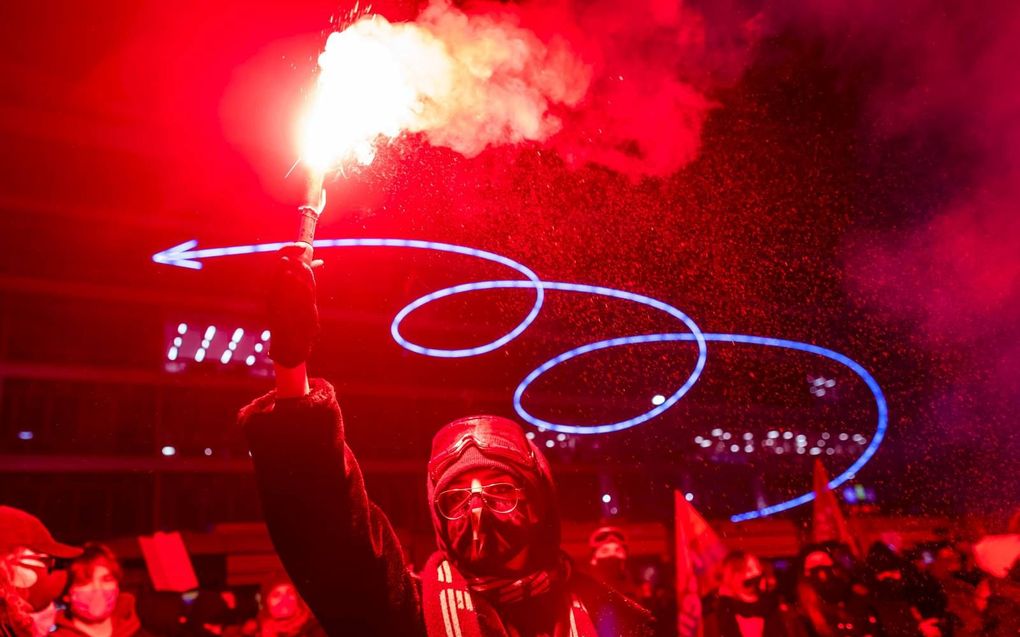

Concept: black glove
[[267, 245, 319, 368]]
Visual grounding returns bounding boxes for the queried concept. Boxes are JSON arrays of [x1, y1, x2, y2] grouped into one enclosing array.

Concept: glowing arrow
[[152, 239, 289, 270], [151, 237, 887, 522]]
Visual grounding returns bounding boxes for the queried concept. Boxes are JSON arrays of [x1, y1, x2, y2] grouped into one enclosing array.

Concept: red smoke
[[516, 0, 761, 178]]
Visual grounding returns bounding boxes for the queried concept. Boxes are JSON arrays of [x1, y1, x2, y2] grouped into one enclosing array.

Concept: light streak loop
[[152, 238, 887, 522]]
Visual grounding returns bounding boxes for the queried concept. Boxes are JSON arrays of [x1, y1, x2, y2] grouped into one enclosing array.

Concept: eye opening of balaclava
[[427, 415, 560, 578]]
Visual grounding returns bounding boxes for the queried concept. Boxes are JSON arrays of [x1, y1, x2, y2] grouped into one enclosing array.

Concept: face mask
[[593, 557, 627, 581], [70, 586, 119, 622], [14, 564, 64, 613], [445, 501, 532, 575]]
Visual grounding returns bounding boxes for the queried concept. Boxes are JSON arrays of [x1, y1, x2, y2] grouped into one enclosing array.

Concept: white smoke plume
[[301, 0, 592, 169]]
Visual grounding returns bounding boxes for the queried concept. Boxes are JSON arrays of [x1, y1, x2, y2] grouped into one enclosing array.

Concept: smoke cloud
[[306, 0, 760, 177], [774, 0, 1020, 503], [303, 0, 591, 169]]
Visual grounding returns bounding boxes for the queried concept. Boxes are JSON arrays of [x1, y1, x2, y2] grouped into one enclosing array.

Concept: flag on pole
[[811, 459, 860, 555], [674, 490, 726, 637]]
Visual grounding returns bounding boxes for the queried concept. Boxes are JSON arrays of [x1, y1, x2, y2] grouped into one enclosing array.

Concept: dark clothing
[[702, 594, 803, 637], [981, 577, 1020, 637], [51, 594, 152, 637], [239, 379, 652, 637], [796, 583, 881, 637], [935, 575, 980, 637]]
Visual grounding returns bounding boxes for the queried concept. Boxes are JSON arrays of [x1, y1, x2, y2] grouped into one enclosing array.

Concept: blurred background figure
[[703, 550, 802, 637], [1, 507, 82, 637], [796, 547, 878, 637], [923, 543, 981, 637], [253, 576, 321, 637], [971, 534, 1020, 637], [180, 592, 232, 637], [588, 526, 638, 600], [863, 542, 942, 637], [52, 543, 150, 637]]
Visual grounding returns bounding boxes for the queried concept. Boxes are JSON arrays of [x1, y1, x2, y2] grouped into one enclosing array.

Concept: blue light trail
[[153, 238, 887, 522]]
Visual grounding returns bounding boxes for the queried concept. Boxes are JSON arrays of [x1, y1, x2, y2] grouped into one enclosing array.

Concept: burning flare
[[298, 0, 591, 173]]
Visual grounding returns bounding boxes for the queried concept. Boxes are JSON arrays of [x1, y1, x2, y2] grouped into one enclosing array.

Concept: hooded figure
[[239, 243, 653, 637], [426, 416, 559, 577]]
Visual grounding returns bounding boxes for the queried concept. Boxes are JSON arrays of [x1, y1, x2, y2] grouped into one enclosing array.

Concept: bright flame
[[298, 0, 590, 172]]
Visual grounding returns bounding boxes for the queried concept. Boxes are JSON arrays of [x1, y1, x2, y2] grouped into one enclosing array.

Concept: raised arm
[[239, 245, 425, 637]]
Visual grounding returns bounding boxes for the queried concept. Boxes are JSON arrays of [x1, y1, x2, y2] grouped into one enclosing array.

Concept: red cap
[[0, 506, 82, 558]]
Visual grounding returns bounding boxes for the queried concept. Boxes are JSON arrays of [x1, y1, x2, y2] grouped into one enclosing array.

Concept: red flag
[[674, 490, 726, 637], [811, 459, 859, 555]]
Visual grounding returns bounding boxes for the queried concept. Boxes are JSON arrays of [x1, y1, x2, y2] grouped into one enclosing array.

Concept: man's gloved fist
[[268, 244, 320, 368]]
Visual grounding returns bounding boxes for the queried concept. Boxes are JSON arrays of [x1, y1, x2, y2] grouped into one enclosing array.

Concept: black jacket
[[239, 379, 652, 637]]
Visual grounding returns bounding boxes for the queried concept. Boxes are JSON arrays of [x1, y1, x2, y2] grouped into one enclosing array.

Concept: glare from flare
[[297, 1, 590, 173], [299, 16, 450, 171]]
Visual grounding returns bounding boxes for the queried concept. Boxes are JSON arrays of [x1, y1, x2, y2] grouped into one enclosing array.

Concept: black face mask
[[15, 565, 66, 613], [445, 504, 533, 576], [592, 557, 627, 582]]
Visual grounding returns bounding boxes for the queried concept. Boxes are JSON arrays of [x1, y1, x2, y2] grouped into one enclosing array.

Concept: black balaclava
[[427, 415, 560, 579]]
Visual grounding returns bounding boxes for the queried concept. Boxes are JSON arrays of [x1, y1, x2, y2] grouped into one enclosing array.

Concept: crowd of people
[[2, 504, 1018, 637], [0, 506, 325, 637], [3, 247, 1018, 637], [585, 526, 1020, 637]]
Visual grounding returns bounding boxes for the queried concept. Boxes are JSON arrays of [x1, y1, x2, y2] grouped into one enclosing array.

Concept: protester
[[863, 542, 942, 637], [253, 576, 322, 637], [796, 547, 879, 637], [51, 543, 150, 637], [238, 245, 653, 636], [1, 507, 82, 637], [923, 544, 981, 637], [971, 534, 1020, 637], [588, 526, 639, 600], [702, 551, 803, 637]]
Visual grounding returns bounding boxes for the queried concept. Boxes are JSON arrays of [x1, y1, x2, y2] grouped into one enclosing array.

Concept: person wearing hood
[[238, 246, 653, 636], [51, 544, 150, 637], [1, 507, 82, 637], [703, 551, 803, 637]]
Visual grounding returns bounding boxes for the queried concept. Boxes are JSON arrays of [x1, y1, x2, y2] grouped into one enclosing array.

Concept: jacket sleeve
[[239, 379, 425, 637]]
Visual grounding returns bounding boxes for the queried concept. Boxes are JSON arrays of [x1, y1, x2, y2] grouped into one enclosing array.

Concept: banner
[[138, 531, 199, 592]]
